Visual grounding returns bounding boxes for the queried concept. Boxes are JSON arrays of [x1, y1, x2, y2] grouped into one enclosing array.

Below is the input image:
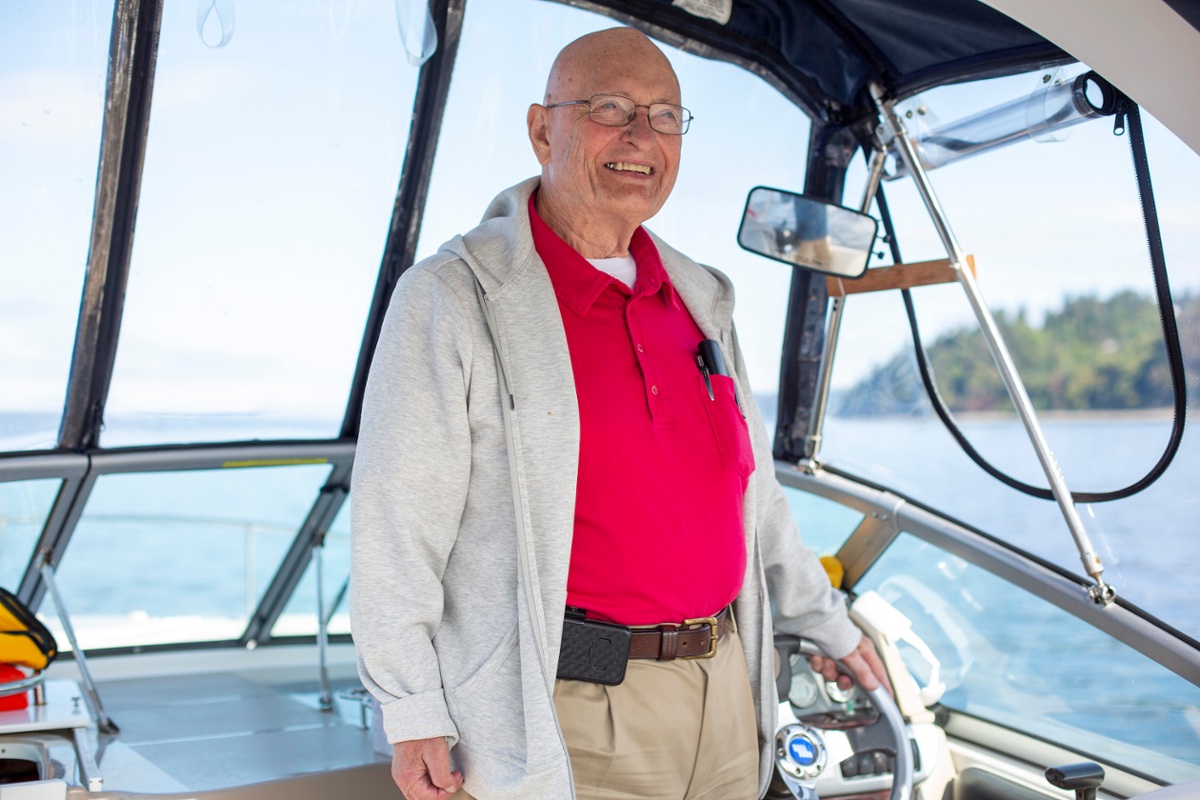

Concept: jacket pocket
[[702, 374, 755, 477], [447, 623, 533, 769]]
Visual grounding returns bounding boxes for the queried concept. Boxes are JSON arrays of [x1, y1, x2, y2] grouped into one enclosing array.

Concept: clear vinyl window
[[44, 464, 330, 649], [858, 532, 1200, 781], [101, 1, 420, 446], [272, 499, 350, 638], [0, 3, 115, 451], [0, 479, 60, 591], [822, 68, 1200, 637]]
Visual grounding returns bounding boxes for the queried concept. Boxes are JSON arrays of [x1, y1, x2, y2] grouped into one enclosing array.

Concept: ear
[[527, 104, 552, 167]]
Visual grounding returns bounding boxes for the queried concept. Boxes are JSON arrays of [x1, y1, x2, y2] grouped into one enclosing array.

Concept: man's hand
[[392, 737, 463, 800], [809, 633, 892, 697]]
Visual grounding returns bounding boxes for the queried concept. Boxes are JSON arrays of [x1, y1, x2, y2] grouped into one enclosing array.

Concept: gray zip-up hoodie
[[351, 177, 861, 799]]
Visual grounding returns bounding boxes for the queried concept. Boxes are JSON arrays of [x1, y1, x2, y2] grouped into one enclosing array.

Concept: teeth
[[606, 162, 652, 174]]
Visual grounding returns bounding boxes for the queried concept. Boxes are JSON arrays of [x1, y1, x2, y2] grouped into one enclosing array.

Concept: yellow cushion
[[0, 589, 57, 672]]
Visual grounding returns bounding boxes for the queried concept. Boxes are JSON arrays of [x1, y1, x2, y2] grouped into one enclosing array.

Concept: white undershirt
[[586, 254, 637, 290]]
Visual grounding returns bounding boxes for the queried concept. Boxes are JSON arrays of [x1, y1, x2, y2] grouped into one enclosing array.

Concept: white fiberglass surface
[[857, 533, 1200, 782], [43, 464, 330, 649], [414, 0, 808, 403], [100, 0, 419, 446], [819, 68, 1200, 639], [0, 2, 114, 451]]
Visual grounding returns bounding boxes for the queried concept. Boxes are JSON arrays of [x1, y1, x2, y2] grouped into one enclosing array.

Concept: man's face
[[530, 34, 683, 231]]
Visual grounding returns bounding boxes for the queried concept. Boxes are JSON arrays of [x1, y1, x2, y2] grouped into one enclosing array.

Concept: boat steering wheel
[[774, 642, 913, 800]]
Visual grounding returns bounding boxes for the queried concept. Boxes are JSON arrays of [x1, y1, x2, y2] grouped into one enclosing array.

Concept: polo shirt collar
[[529, 194, 679, 317]]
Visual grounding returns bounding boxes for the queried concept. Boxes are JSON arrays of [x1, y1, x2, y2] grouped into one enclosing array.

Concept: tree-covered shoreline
[[838, 290, 1199, 416]]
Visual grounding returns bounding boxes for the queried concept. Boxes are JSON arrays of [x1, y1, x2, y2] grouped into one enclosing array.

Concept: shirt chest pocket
[[700, 373, 755, 477]]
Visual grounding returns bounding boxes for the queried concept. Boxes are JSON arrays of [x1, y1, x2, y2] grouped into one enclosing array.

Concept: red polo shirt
[[530, 197, 752, 626]]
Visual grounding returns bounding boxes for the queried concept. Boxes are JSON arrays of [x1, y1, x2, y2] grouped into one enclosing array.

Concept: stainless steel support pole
[[869, 83, 1114, 604], [38, 557, 119, 732], [324, 576, 350, 629], [802, 148, 888, 470], [315, 536, 333, 710]]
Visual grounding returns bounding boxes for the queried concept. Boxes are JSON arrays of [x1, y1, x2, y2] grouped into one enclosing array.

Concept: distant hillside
[[838, 290, 1199, 416]]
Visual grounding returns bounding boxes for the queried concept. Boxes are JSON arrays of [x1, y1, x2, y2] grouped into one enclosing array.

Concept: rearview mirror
[[737, 187, 878, 278]]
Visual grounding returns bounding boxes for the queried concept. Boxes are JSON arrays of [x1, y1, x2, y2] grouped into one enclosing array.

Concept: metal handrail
[[0, 669, 47, 698]]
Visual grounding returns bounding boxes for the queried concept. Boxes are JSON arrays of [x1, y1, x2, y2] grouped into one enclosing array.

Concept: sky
[[2, 0, 1199, 438]]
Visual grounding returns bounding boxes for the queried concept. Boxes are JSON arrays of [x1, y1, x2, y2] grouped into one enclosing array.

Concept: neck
[[535, 188, 638, 259]]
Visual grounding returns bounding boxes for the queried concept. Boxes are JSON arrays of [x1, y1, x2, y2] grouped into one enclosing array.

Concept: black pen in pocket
[[697, 339, 743, 414], [696, 354, 715, 400]]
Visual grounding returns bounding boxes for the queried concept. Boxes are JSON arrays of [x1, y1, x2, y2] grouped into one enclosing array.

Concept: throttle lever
[[1046, 762, 1105, 800]]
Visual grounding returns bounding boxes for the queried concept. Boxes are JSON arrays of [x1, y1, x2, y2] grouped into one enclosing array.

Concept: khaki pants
[[557, 621, 760, 799], [455, 622, 759, 799]]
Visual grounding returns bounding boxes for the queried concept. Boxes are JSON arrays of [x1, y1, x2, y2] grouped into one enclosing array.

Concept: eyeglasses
[[545, 94, 693, 135]]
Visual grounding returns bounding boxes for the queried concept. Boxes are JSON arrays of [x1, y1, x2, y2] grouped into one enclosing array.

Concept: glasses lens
[[648, 103, 690, 135], [588, 95, 635, 126], [585, 95, 691, 135]]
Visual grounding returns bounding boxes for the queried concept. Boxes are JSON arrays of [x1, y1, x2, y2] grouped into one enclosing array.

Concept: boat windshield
[[817, 69, 1200, 638], [1, 2, 114, 450]]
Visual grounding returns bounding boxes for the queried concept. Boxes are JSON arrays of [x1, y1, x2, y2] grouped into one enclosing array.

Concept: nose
[[621, 107, 656, 144]]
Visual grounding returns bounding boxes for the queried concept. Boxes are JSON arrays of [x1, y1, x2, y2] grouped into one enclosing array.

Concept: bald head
[[527, 28, 685, 257], [544, 28, 681, 107]]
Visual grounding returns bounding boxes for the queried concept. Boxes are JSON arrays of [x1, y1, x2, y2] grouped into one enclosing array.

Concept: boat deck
[[2, 645, 401, 798]]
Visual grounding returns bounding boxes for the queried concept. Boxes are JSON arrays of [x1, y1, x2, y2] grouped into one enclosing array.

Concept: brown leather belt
[[627, 608, 730, 661]]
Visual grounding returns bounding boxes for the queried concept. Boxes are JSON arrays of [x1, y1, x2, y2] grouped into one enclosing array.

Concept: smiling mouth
[[605, 162, 652, 175]]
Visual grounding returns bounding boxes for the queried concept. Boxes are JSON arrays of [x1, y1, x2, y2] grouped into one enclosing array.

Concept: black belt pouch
[[556, 610, 631, 686]]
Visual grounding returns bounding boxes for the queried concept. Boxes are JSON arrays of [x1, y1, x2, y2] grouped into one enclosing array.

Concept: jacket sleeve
[[729, 324, 863, 661], [350, 263, 474, 745]]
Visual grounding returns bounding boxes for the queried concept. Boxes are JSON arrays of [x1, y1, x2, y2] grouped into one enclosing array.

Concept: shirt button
[[651, 385, 659, 395], [637, 343, 644, 353]]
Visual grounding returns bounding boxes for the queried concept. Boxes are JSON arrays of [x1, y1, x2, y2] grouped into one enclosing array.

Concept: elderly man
[[351, 27, 886, 800]]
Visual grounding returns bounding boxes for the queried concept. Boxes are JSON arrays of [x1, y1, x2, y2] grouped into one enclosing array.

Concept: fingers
[[808, 654, 838, 684], [424, 737, 464, 796], [858, 636, 893, 698], [841, 648, 878, 692], [392, 738, 464, 800], [808, 636, 893, 697], [808, 654, 853, 692], [842, 636, 894, 697]]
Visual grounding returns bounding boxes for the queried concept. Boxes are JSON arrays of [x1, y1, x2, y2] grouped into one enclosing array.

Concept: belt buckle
[[681, 616, 719, 659]]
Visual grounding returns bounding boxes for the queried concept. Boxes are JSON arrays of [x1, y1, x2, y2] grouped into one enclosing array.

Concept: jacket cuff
[[806, 596, 864, 661], [380, 688, 460, 746]]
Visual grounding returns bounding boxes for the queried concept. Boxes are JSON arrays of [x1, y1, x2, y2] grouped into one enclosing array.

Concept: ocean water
[[1, 409, 1196, 637], [755, 400, 1200, 640], [835, 416, 1199, 636]]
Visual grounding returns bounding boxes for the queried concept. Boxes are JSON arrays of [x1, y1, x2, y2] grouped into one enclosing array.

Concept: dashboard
[[770, 639, 939, 799]]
